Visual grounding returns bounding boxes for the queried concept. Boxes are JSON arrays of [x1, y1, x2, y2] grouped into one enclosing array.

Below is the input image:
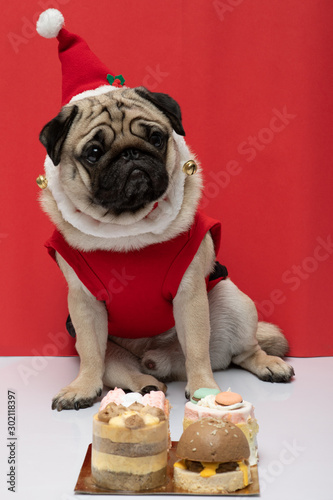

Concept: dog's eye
[[149, 131, 164, 149], [85, 145, 104, 164]]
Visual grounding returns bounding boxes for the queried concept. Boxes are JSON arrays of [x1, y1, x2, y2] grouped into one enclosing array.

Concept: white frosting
[[100, 389, 166, 412], [121, 393, 143, 407], [185, 400, 254, 421], [197, 394, 244, 411]]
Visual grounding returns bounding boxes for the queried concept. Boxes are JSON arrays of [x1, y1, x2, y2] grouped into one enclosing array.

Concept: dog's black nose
[[124, 168, 151, 198], [121, 148, 140, 160]]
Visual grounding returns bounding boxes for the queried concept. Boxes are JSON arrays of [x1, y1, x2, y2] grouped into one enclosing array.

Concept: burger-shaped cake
[[174, 418, 251, 494]]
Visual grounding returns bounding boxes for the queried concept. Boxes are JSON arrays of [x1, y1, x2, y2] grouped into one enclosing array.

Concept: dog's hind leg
[[141, 329, 187, 382], [255, 321, 290, 357], [232, 345, 295, 382], [103, 340, 167, 394], [232, 323, 295, 383], [209, 279, 294, 382]]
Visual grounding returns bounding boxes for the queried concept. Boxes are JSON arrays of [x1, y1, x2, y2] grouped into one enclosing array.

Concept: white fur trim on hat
[[36, 9, 64, 38], [69, 85, 120, 104]]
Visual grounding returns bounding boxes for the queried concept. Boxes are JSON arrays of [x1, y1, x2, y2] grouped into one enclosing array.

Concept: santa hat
[[36, 9, 124, 105]]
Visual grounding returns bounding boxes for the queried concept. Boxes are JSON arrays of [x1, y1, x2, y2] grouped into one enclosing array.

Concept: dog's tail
[[256, 321, 289, 357]]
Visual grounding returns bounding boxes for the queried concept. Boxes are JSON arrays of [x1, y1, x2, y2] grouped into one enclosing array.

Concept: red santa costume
[[45, 211, 227, 339]]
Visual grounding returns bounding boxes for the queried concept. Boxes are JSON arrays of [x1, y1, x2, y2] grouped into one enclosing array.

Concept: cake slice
[[92, 388, 170, 491]]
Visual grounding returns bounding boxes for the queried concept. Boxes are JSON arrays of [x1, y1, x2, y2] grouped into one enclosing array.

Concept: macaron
[[190, 388, 220, 404], [215, 391, 243, 406]]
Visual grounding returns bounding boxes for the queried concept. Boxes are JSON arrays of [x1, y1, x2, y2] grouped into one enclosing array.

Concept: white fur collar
[[44, 141, 188, 238]]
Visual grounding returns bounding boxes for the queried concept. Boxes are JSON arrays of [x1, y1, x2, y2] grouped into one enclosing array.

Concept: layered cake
[[92, 388, 170, 491], [183, 389, 259, 465], [174, 418, 251, 494]]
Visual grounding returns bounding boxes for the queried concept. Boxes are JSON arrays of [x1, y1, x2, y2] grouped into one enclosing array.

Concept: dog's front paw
[[140, 383, 167, 395], [52, 382, 103, 411]]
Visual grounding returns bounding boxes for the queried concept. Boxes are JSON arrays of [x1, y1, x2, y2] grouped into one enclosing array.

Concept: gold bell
[[183, 160, 198, 176], [36, 175, 48, 189]]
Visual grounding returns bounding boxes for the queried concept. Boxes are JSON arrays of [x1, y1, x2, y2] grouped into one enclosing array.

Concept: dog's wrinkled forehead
[[72, 88, 171, 143], [82, 87, 184, 132], [40, 86, 185, 166]]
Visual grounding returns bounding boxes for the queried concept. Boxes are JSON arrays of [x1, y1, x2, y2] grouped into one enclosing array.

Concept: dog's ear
[[39, 105, 79, 165], [135, 87, 185, 136]]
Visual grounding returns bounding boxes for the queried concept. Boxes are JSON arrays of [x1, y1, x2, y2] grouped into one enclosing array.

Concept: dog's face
[[40, 87, 186, 222]]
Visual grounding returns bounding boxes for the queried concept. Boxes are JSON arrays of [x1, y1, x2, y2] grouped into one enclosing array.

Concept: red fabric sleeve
[[45, 230, 110, 302]]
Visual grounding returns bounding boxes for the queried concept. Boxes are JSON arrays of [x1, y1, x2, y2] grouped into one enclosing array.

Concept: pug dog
[[38, 85, 294, 411]]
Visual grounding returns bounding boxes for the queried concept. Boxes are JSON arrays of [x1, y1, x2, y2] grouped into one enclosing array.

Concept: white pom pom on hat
[[36, 8, 64, 39]]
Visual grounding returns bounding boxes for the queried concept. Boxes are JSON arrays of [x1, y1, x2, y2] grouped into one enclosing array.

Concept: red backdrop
[[1, 0, 332, 357]]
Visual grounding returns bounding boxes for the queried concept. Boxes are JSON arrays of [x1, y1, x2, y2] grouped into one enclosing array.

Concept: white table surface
[[1, 356, 332, 500]]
